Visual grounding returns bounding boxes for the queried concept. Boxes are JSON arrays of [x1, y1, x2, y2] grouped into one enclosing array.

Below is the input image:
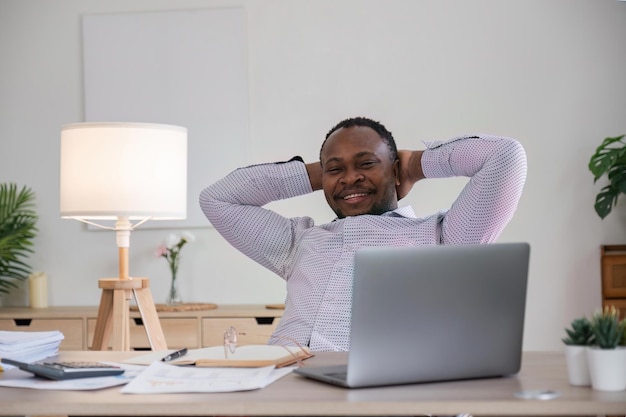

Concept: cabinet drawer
[[87, 318, 198, 350], [202, 317, 279, 346], [601, 245, 626, 298], [0, 318, 84, 351]]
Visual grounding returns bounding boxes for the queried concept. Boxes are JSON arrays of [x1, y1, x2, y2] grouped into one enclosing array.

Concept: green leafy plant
[[0, 183, 38, 295], [590, 306, 625, 349], [562, 317, 595, 346], [589, 134, 626, 219]]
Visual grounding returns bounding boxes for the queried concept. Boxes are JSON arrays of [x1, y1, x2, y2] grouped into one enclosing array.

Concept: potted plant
[[0, 183, 38, 296], [586, 306, 626, 391], [589, 134, 626, 219], [562, 317, 594, 386]]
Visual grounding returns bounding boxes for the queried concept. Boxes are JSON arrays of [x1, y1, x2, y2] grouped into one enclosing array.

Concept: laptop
[[294, 242, 530, 388]]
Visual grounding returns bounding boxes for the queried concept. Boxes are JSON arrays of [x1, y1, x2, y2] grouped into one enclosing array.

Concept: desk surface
[[0, 351, 624, 416]]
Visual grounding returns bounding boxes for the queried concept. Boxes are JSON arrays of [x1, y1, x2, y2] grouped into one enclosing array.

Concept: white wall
[[1, 0, 625, 351]]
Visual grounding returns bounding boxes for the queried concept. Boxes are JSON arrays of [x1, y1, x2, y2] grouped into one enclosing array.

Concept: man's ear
[[393, 158, 400, 186]]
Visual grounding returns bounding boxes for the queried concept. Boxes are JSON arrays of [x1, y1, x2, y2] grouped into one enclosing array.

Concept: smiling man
[[200, 117, 527, 351], [316, 122, 400, 218]]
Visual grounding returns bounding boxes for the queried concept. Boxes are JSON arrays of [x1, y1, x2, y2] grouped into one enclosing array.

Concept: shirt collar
[[382, 205, 417, 218], [332, 205, 417, 221]]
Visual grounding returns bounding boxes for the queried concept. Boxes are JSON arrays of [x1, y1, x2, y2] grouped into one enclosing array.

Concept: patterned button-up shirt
[[200, 135, 527, 351]]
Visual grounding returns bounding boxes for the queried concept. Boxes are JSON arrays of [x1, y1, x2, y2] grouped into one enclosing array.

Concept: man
[[200, 117, 527, 352]]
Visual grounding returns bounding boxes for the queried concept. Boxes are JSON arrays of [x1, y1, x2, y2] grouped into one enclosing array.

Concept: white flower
[[157, 231, 195, 278], [181, 231, 196, 244], [166, 233, 179, 249]]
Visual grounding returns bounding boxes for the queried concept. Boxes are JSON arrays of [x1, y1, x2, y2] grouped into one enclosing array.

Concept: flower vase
[[166, 269, 183, 306]]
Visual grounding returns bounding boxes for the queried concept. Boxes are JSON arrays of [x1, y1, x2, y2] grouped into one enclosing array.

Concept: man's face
[[320, 126, 399, 219]]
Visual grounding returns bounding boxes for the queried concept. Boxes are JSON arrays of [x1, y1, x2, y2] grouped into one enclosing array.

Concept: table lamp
[[60, 122, 187, 351]]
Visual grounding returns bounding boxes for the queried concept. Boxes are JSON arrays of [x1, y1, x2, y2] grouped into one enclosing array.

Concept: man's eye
[[360, 161, 376, 168], [326, 167, 342, 174]]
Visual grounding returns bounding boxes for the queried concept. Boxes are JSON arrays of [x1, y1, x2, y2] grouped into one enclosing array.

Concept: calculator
[[1, 358, 125, 380]]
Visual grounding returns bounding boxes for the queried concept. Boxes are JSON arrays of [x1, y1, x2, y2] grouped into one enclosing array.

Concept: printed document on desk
[[0, 363, 144, 390], [120, 361, 294, 394]]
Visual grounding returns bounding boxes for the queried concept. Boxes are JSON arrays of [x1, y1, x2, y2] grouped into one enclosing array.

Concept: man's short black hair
[[320, 117, 398, 162]]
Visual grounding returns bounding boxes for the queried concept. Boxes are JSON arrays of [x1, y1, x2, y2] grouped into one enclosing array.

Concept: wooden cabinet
[[86, 317, 200, 350], [600, 245, 626, 319], [201, 305, 281, 346], [203, 320, 279, 346], [0, 313, 84, 351], [0, 305, 283, 351]]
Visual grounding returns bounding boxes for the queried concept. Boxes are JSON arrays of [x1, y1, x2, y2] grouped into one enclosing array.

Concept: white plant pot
[[586, 346, 626, 392], [564, 345, 591, 386]]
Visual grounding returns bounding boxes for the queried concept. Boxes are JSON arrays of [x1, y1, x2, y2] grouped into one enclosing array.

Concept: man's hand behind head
[[396, 150, 424, 200]]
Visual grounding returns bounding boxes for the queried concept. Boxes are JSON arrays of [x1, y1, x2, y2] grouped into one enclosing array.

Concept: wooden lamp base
[[91, 277, 167, 351]]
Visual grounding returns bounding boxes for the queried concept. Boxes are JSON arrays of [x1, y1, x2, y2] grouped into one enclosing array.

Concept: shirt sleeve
[[199, 159, 315, 277], [420, 134, 527, 244]]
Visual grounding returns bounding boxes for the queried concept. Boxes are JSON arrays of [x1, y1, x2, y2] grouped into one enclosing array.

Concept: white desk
[[0, 351, 625, 416]]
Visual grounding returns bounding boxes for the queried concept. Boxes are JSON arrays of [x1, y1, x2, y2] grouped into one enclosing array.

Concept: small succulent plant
[[562, 317, 595, 346], [590, 306, 625, 349]]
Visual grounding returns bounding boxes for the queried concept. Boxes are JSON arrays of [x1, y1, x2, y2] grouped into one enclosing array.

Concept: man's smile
[[343, 192, 369, 200], [336, 189, 374, 206]]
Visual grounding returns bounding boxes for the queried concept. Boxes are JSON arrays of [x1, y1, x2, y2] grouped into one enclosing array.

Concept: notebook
[[294, 242, 530, 388], [125, 344, 313, 368]]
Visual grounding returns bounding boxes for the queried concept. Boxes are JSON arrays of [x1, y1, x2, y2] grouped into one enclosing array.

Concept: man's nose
[[340, 169, 364, 184]]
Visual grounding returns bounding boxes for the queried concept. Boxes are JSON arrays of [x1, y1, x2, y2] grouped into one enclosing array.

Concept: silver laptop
[[294, 242, 530, 388]]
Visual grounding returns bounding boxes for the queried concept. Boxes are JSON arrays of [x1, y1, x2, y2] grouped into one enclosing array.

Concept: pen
[[161, 347, 188, 362]]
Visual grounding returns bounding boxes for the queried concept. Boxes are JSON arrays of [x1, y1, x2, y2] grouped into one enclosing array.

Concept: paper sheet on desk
[[0, 363, 144, 390], [121, 361, 294, 394]]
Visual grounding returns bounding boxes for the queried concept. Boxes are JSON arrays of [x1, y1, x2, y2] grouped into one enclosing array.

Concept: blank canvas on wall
[[82, 7, 249, 228]]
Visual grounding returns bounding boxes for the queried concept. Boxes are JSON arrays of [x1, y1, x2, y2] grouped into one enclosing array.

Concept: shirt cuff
[[276, 156, 304, 164]]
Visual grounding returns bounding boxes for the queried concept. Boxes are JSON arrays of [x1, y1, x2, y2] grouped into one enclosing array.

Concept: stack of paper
[[0, 330, 64, 369]]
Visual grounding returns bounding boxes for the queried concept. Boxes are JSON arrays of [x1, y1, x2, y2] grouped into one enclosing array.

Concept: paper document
[[0, 362, 143, 391], [0, 330, 64, 348], [121, 361, 294, 394], [0, 330, 65, 369]]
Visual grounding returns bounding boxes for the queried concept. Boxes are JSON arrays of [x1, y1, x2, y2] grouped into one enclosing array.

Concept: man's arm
[[199, 161, 315, 277], [420, 135, 527, 244], [305, 162, 323, 191]]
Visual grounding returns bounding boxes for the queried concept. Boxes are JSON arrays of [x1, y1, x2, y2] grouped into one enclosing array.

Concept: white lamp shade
[[60, 122, 187, 220]]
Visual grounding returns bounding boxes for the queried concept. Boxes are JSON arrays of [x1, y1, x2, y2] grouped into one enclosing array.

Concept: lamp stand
[[91, 276, 167, 351], [91, 218, 168, 351]]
